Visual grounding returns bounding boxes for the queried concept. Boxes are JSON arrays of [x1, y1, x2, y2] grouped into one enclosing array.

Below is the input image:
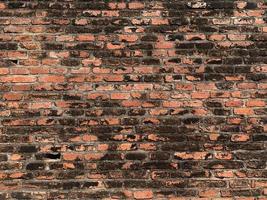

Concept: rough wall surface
[[0, 0, 266, 199]]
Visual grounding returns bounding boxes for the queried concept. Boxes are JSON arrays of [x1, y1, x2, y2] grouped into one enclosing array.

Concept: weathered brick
[[0, 1, 265, 198], [0, 43, 17, 50], [128, 2, 145, 9], [231, 134, 250, 142], [26, 162, 45, 170]]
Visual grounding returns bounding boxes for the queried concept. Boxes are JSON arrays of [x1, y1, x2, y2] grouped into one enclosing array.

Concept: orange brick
[[191, 92, 210, 99], [10, 154, 22, 161], [76, 34, 95, 41], [236, 1, 247, 9], [174, 152, 210, 160], [108, 2, 126, 9], [82, 135, 98, 142], [199, 189, 219, 198], [119, 34, 138, 42], [106, 42, 125, 50], [208, 34, 226, 41], [234, 108, 254, 115], [246, 100, 265, 107], [215, 170, 234, 178], [3, 93, 23, 101], [0, 75, 36, 83], [117, 143, 133, 151], [31, 102, 52, 109], [162, 101, 183, 108], [129, 2, 144, 9], [0, 3, 5, 9], [231, 134, 250, 142], [155, 41, 174, 49], [84, 153, 104, 160], [0, 68, 9, 75], [225, 100, 243, 107], [134, 190, 153, 199], [214, 152, 233, 160], [63, 153, 81, 161], [111, 93, 130, 100], [74, 18, 87, 25], [151, 18, 168, 25]]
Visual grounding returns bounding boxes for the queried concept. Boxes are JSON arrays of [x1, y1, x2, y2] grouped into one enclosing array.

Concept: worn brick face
[[0, 0, 266, 199]]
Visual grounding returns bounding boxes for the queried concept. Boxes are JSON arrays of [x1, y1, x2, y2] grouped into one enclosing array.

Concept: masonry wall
[[0, 1, 266, 199]]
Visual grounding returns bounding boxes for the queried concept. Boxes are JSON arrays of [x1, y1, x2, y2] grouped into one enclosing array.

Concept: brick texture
[[0, 1, 266, 199]]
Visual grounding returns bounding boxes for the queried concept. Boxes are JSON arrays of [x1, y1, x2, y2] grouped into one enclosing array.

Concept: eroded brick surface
[[0, 0, 266, 199]]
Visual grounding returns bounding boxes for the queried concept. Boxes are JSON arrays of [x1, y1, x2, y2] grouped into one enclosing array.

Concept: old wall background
[[0, 0, 266, 199]]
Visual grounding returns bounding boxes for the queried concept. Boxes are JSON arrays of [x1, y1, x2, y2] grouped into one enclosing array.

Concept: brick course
[[0, 0, 266, 199]]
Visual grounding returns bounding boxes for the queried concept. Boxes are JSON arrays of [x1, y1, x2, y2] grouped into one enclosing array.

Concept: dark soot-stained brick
[[0, 0, 265, 199]]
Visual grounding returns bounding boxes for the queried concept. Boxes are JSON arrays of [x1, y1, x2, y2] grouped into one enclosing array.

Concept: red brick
[[92, 67, 111, 74], [7, 51, 27, 59], [0, 2, 264, 199], [21, 42, 40, 50], [225, 100, 243, 107], [104, 75, 124, 82], [121, 100, 141, 107], [0, 75, 36, 83], [56, 35, 74, 42], [196, 83, 216, 90], [38, 75, 65, 83], [41, 59, 60, 66]]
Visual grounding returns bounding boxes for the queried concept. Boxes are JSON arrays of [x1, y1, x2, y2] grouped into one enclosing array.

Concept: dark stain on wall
[[0, 0, 266, 199]]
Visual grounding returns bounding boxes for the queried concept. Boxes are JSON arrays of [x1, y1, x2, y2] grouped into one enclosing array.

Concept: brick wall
[[0, 1, 266, 199]]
